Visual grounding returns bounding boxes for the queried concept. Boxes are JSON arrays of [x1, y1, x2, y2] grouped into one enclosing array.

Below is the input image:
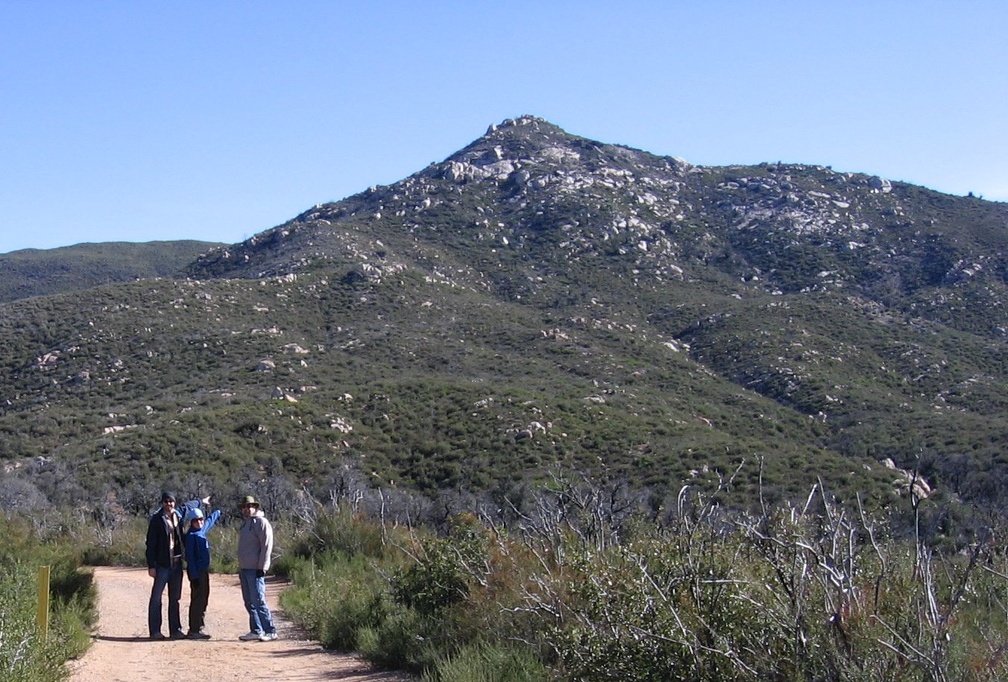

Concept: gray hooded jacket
[[237, 509, 273, 572]]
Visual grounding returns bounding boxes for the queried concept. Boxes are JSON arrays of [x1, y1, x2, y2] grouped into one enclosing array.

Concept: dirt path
[[68, 566, 409, 682]]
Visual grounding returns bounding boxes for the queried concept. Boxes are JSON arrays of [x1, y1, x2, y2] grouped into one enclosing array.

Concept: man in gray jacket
[[236, 495, 278, 641]]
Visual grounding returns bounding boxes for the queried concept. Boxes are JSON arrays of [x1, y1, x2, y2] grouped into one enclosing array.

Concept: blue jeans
[[239, 569, 275, 634], [148, 563, 183, 636]]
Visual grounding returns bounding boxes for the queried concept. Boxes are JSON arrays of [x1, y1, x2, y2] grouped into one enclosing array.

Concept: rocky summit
[[3, 116, 1008, 517], [192, 115, 1008, 334]]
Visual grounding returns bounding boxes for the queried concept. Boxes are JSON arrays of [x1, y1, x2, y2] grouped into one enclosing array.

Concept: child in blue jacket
[[183, 503, 221, 638]]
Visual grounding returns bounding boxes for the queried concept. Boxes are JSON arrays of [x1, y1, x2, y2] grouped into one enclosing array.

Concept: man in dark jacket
[[146, 491, 185, 639]]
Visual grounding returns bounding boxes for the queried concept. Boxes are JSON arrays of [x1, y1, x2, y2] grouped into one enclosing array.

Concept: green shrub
[[356, 606, 436, 672], [0, 516, 97, 682], [0, 564, 72, 682], [280, 484, 1008, 682], [280, 552, 391, 651], [287, 507, 391, 560], [392, 538, 472, 617], [392, 515, 490, 619]]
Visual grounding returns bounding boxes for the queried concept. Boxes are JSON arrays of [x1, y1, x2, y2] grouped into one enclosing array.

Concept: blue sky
[[2, 1, 1006, 254]]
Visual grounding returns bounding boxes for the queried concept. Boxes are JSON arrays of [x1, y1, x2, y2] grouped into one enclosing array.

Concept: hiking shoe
[[239, 631, 262, 641], [188, 631, 211, 640], [259, 631, 278, 642]]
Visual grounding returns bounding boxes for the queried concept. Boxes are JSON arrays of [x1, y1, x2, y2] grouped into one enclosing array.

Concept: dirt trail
[[68, 566, 409, 682]]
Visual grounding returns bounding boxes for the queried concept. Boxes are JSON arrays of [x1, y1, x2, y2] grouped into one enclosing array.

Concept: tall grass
[[420, 642, 548, 682]]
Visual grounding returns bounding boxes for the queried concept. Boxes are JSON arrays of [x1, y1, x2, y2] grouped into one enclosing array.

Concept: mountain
[[0, 241, 222, 303], [2, 116, 1007, 519]]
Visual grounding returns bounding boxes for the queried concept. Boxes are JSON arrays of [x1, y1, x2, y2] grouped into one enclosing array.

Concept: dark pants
[[188, 571, 210, 633], [148, 562, 183, 636]]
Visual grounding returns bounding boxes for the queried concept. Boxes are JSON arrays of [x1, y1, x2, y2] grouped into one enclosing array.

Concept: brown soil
[[67, 566, 411, 682]]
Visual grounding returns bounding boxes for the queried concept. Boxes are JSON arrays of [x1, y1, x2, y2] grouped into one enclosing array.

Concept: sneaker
[[188, 631, 211, 640], [169, 630, 187, 640], [239, 631, 262, 641], [149, 632, 166, 641], [259, 631, 278, 642]]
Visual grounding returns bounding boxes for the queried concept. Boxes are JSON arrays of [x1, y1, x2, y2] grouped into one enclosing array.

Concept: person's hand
[[148, 568, 156, 578], [255, 570, 265, 578]]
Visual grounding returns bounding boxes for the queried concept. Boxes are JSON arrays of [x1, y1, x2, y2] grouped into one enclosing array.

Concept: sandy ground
[[67, 566, 410, 682]]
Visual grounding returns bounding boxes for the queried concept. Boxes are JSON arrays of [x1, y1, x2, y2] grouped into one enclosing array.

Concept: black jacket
[[145, 509, 184, 569]]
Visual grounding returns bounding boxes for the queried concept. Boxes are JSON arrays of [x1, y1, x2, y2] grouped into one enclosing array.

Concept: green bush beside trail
[[0, 515, 97, 682]]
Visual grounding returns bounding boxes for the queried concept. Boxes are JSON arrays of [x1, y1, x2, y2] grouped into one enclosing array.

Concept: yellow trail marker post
[[37, 565, 51, 641]]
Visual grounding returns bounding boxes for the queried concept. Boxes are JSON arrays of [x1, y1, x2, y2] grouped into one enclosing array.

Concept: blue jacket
[[183, 509, 221, 578]]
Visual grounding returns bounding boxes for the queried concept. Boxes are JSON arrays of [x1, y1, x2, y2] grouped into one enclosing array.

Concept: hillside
[[2, 116, 1008, 520], [0, 241, 222, 303]]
